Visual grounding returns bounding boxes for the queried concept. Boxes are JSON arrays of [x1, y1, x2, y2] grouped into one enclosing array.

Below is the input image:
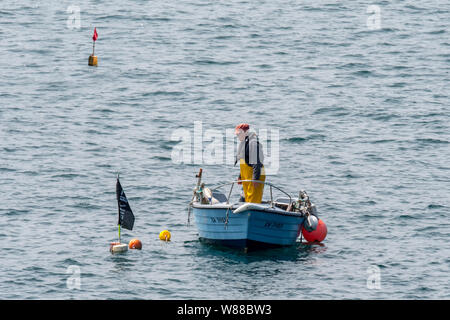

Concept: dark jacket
[[235, 132, 264, 180]]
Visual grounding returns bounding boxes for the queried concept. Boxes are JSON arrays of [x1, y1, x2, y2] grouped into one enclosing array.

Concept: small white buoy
[[110, 242, 128, 254]]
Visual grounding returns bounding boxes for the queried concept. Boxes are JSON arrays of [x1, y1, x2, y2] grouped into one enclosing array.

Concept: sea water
[[0, 0, 449, 299]]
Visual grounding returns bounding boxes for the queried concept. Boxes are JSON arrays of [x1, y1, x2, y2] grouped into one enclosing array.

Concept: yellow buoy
[[88, 55, 98, 66], [159, 230, 171, 241]]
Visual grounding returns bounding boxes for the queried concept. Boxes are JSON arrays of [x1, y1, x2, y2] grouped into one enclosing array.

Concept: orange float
[[128, 238, 142, 250], [302, 218, 327, 242]]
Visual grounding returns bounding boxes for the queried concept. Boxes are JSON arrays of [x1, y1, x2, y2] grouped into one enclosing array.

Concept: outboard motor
[[296, 190, 318, 218], [293, 189, 323, 236], [297, 190, 327, 242]]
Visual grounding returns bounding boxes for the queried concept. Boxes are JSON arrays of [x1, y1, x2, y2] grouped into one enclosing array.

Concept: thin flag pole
[[92, 27, 98, 56], [117, 172, 120, 243], [115, 172, 134, 244]]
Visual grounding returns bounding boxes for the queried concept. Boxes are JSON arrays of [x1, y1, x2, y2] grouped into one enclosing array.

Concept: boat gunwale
[[191, 202, 305, 218]]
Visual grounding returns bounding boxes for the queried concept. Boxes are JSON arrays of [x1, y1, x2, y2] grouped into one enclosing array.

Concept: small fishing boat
[[188, 169, 322, 251]]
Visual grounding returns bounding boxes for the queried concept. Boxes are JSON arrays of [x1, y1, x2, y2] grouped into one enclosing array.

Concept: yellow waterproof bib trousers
[[239, 159, 265, 203]]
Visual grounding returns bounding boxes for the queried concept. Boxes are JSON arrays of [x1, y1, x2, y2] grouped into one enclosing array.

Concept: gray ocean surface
[[0, 0, 449, 299]]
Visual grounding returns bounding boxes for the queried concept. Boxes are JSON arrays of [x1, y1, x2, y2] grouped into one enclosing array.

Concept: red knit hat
[[235, 123, 250, 132]]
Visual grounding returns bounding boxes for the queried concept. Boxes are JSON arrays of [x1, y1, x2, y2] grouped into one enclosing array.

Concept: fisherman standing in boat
[[235, 123, 265, 203]]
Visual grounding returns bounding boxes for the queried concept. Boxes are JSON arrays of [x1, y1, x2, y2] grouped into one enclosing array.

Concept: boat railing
[[209, 180, 292, 208]]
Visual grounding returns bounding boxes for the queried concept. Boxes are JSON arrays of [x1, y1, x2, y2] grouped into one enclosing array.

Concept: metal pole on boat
[[195, 168, 203, 202], [117, 172, 121, 243], [270, 185, 274, 208], [227, 182, 234, 204]]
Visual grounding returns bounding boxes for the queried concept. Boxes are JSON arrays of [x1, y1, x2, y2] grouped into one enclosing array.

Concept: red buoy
[[128, 238, 142, 250], [302, 218, 327, 242]]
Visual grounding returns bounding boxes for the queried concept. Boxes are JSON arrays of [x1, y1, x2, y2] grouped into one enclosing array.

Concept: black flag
[[116, 178, 135, 230]]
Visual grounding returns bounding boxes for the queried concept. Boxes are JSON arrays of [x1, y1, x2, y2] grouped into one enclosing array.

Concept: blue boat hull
[[193, 205, 305, 249]]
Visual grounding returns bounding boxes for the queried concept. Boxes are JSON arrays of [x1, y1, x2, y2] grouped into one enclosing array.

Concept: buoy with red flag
[[88, 27, 98, 66]]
